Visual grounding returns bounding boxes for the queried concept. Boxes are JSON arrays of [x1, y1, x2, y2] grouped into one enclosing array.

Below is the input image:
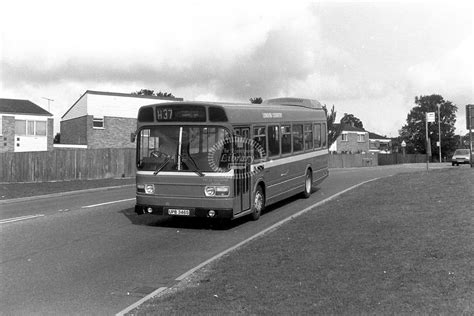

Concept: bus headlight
[[205, 186, 229, 197], [144, 184, 155, 194]]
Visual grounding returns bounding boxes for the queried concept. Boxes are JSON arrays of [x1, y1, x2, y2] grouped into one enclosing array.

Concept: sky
[[1, 0, 473, 137]]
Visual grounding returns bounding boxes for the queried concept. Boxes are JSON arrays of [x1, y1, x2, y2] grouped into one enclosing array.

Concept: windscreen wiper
[[154, 157, 171, 175], [181, 154, 204, 177], [151, 151, 172, 175]]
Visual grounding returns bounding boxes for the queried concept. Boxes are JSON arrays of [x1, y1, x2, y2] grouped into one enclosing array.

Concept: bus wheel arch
[[251, 183, 265, 221], [303, 167, 313, 198]]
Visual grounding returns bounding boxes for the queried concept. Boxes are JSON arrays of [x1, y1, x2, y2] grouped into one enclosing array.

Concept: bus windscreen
[[137, 125, 231, 173]]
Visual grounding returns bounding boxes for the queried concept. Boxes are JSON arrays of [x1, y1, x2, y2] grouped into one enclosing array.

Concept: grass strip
[[132, 168, 473, 315]]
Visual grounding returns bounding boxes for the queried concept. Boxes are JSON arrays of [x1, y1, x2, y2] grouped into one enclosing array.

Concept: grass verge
[[131, 168, 473, 315]]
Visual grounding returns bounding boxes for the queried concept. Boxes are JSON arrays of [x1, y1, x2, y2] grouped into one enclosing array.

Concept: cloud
[[2, 1, 323, 101], [1, 0, 472, 137]]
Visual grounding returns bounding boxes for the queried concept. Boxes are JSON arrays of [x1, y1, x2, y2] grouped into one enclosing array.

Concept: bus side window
[[322, 123, 327, 148], [304, 124, 313, 150], [293, 124, 303, 152], [268, 125, 280, 157], [281, 125, 291, 154], [253, 126, 267, 161], [314, 123, 321, 148]]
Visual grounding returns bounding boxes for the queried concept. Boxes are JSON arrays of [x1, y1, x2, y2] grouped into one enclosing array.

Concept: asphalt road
[[0, 164, 451, 315]]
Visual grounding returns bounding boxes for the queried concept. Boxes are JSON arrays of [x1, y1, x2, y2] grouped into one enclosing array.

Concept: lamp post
[[437, 103, 441, 163]]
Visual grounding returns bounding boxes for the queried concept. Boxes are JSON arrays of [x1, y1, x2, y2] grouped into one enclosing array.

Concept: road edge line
[[116, 287, 168, 316], [0, 214, 45, 224]]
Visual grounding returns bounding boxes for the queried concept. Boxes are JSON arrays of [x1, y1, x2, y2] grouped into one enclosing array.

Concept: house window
[[15, 120, 27, 135], [357, 134, 365, 142], [92, 117, 104, 129], [27, 121, 35, 136], [341, 133, 348, 141], [36, 121, 47, 136], [14, 120, 47, 136]]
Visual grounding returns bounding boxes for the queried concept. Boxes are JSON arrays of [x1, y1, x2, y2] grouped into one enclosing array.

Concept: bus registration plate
[[166, 208, 192, 216]]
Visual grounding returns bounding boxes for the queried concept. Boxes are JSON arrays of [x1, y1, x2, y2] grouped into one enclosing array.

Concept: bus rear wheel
[[251, 186, 264, 221], [303, 169, 312, 198]]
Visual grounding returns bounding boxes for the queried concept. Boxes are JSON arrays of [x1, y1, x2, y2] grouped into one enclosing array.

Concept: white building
[[0, 98, 54, 152], [60, 90, 182, 148]]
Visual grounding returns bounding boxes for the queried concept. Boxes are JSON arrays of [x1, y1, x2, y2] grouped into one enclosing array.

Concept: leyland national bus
[[133, 98, 329, 221]]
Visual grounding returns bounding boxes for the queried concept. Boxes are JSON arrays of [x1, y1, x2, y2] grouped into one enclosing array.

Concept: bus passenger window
[[322, 123, 327, 148], [293, 124, 303, 152], [281, 125, 291, 154], [314, 123, 321, 148], [253, 126, 266, 160], [304, 124, 313, 150], [268, 125, 280, 157]]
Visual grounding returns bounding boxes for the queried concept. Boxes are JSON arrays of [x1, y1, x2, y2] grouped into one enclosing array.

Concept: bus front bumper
[[135, 195, 235, 219]]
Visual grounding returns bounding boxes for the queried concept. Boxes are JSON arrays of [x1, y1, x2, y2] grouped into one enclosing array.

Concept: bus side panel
[[312, 150, 329, 185]]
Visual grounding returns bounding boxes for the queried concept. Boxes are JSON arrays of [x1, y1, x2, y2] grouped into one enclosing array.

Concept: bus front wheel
[[251, 186, 265, 221]]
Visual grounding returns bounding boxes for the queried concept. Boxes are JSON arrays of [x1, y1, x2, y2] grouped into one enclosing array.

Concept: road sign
[[401, 140, 406, 147], [426, 112, 435, 122]]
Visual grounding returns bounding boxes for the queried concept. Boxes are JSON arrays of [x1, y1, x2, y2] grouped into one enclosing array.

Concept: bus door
[[234, 127, 251, 212]]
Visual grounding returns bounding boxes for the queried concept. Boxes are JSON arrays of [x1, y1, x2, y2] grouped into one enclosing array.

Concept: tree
[[340, 113, 364, 129], [132, 89, 155, 96], [322, 104, 341, 147], [132, 89, 175, 98], [399, 95, 457, 159], [250, 97, 263, 104], [156, 91, 175, 98]]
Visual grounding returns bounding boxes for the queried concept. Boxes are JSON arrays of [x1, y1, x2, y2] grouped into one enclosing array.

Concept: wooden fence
[[377, 153, 429, 165], [0, 148, 136, 183], [1, 150, 433, 183], [328, 153, 378, 168]]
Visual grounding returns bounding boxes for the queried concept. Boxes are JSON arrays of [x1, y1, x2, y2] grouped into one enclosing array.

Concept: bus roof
[[138, 99, 326, 125]]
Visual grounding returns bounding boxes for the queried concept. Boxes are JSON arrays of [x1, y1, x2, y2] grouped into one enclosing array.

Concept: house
[[329, 124, 369, 154], [0, 98, 54, 152], [60, 90, 183, 149], [368, 132, 392, 154]]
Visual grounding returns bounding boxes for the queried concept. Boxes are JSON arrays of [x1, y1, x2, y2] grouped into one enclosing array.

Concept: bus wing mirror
[[130, 132, 136, 143]]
